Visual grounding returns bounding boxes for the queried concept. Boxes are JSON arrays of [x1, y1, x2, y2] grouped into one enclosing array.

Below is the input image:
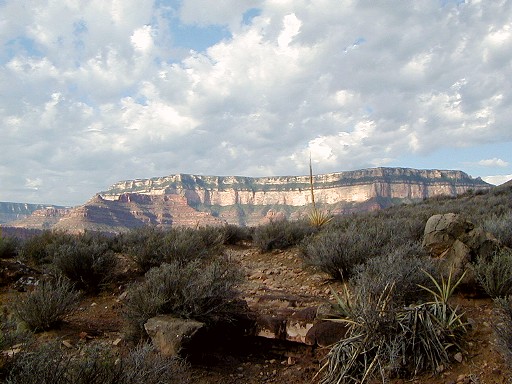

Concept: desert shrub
[[194, 225, 225, 250], [493, 296, 512, 366], [5, 340, 189, 384], [123, 256, 242, 337], [0, 234, 18, 259], [10, 277, 81, 331], [474, 248, 512, 298], [484, 212, 512, 248], [118, 342, 190, 384], [300, 227, 378, 280], [253, 219, 317, 252], [350, 241, 437, 306], [52, 241, 117, 293], [0, 308, 33, 353], [301, 229, 363, 280], [321, 271, 467, 383], [4, 340, 71, 384], [124, 226, 224, 273], [19, 230, 74, 266], [301, 210, 428, 281], [222, 224, 253, 245], [119, 227, 166, 272]]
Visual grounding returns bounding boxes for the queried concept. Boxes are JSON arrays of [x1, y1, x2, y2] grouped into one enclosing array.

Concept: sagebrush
[[123, 256, 242, 338], [11, 277, 81, 331]]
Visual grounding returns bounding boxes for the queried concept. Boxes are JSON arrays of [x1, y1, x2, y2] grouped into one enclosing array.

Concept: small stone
[[436, 364, 444, 373], [79, 331, 89, 339], [269, 359, 276, 364], [287, 356, 296, 365], [62, 340, 73, 348], [118, 291, 128, 301], [4, 346, 22, 358], [454, 352, 463, 363]]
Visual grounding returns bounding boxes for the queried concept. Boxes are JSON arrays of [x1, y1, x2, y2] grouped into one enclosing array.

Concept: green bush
[[10, 277, 81, 331], [5, 341, 189, 384], [52, 241, 117, 293], [300, 228, 373, 280], [117, 342, 190, 384], [301, 211, 429, 280], [19, 231, 74, 266], [222, 224, 253, 245], [474, 248, 512, 298], [350, 241, 437, 306], [0, 234, 18, 259], [253, 219, 316, 252], [5, 340, 70, 384], [123, 256, 242, 337], [493, 296, 512, 366], [0, 308, 33, 353], [484, 212, 512, 248], [123, 227, 224, 273]]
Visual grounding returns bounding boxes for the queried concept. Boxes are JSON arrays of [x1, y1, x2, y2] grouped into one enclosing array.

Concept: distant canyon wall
[[4, 168, 491, 233], [101, 168, 487, 207]]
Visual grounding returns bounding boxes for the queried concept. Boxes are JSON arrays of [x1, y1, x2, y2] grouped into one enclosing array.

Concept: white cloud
[[478, 158, 510, 167], [0, 0, 512, 205], [131, 25, 154, 53], [277, 13, 301, 48]]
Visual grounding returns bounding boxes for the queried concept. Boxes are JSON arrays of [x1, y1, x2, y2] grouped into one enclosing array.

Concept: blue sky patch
[[170, 23, 231, 52], [243, 8, 262, 25]]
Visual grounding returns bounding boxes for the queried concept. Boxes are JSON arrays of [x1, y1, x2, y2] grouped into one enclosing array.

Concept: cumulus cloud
[[0, 0, 511, 205], [478, 158, 510, 167]]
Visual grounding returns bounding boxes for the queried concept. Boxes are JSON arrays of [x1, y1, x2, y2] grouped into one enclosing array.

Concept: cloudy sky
[[1, 0, 511, 206]]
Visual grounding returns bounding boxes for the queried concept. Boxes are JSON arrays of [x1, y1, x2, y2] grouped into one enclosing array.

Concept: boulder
[[144, 315, 204, 357], [305, 320, 349, 347], [422, 213, 501, 284], [422, 213, 474, 257]]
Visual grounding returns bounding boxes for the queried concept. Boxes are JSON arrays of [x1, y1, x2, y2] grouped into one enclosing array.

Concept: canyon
[[4, 167, 491, 233]]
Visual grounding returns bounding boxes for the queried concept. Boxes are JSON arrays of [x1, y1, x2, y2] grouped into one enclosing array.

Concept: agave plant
[[308, 157, 333, 228], [319, 269, 468, 383]]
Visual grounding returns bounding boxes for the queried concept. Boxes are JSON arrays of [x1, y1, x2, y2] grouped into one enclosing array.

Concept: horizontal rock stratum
[[7, 167, 491, 232]]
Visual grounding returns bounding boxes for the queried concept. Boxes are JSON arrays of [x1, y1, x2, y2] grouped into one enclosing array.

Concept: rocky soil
[[2, 244, 511, 383]]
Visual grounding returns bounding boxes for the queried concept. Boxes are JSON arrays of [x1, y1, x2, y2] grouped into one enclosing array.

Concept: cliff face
[[6, 168, 491, 233], [0, 202, 66, 225], [102, 167, 488, 206]]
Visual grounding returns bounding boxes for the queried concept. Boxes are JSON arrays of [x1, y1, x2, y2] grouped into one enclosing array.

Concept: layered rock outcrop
[[0, 202, 66, 225], [102, 168, 486, 207], [7, 167, 490, 232]]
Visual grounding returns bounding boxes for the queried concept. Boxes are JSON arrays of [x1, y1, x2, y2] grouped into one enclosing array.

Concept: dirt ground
[[2, 244, 511, 383]]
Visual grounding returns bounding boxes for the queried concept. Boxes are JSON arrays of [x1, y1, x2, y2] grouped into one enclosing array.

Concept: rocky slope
[[6, 167, 491, 232], [0, 202, 66, 225]]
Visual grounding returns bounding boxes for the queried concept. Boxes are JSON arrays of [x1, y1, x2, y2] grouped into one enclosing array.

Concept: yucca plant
[[319, 270, 467, 383], [308, 157, 332, 228]]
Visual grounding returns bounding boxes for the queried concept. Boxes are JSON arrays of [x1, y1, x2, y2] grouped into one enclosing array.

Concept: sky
[[1, 0, 511, 206]]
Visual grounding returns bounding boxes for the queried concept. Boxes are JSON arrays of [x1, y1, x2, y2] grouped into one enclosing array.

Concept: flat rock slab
[[144, 315, 204, 356]]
